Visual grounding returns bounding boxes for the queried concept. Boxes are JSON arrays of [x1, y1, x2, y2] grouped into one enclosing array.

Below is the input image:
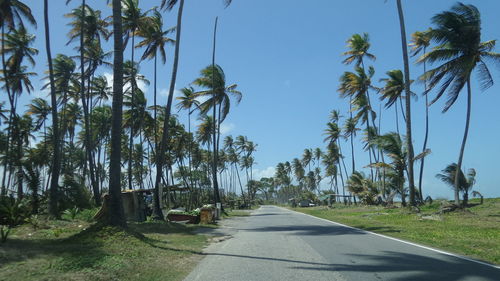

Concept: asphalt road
[[184, 205, 499, 281]]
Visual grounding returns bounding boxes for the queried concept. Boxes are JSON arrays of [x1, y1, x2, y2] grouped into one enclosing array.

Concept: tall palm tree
[[136, 8, 175, 146], [410, 29, 431, 201], [156, 0, 233, 218], [107, 0, 126, 226], [395, 0, 416, 206], [122, 0, 149, 191], [193, 64, 242, 205], [343, 117, 359, 174], [176, 86, 200, 192], [65, 2, 109, 205], [418, 3, 500, 205], [0, 17, 36, 194], [43, 0, 61, 218]]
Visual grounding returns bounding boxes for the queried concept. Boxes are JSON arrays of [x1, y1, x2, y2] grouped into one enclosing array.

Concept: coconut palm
[[379, 70, 405, 135], [436, 163, 476, 206], [342, 33, 375, 67], [301, 149, 312, 172], [418, 3, 500, 205], [26, 98, 51, 135], [105, 0, 127, 226], [176, 86, 200, 195], [343, 117, 359, 174], [137, 8, 175, 146], [193, 64, 242, 205], [395, 0, 416, 206], [371, 132, 406, 204], [410, 28, 432, 201], [43, 0, 61, 217], [121, 0, 149, 191]]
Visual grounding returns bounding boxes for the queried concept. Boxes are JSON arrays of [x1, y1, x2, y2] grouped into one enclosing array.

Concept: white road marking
[[277, 206, 500, 270]]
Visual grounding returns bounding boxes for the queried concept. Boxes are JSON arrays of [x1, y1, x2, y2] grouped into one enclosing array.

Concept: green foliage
[[63, 206, 80, 220], [0, 196, 30, 242]]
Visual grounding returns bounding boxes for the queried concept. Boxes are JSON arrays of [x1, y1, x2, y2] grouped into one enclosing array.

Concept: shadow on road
[[291, 251, 499, 281], [242, 224, 368, 236]]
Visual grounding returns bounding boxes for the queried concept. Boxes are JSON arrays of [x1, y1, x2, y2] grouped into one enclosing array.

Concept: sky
[[12, 0, 500, 199]]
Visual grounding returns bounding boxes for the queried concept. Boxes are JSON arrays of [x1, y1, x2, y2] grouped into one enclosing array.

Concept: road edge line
[[275, 206, 500, 270]]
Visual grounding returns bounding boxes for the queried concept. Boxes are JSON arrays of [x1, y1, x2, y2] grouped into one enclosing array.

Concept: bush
[[0, 196, 30, 243]]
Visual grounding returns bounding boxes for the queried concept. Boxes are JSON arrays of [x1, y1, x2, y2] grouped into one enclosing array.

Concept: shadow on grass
[[0, 221, 202, 271]]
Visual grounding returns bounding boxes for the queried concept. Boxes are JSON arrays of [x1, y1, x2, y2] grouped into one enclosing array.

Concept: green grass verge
[[0, 218, 208, 281], [291, 198, 500, 265]]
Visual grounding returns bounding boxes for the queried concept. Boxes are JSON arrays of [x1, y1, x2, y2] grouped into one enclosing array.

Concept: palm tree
[[436, 163, 476, 206], [193, 64, 242, 205], [342, 33, 375, 67], [410, 29, 431, 201], [136, 8, 175, 147], [371, 132, 406, 205], [122, 0, 149, 191], [0, 22, 37, 194], [156, 0, 233, 217], [301, 149, 312, 172], [343, 117, 359, 174], [26, 98, 51, 138], [66, 3, 109, 205], [43, 0, 62, 218], [107, 0, 127, 226], [379, 69, 406, 135], [395, 0, 416, 206], [176, 86, 200, 193], [418, 3, 500, 205]]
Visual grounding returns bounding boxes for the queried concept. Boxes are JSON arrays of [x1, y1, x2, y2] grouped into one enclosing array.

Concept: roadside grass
[[222, 209, 252, 218], [0, 218, 208, 281], [291, 198, 500, 265]]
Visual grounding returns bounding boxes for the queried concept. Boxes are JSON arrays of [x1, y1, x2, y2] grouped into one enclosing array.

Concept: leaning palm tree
[[395, 0, 416, 206], [418, 3, 500, 206], [410, 28, 432, 201]]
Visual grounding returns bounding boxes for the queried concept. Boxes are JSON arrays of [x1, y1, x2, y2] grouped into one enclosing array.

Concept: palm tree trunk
[[153, 0, 185, 220], [418, 55, 429, 201], [106, 0, 127, 227], [45, 0, 62, 218], [211, 17, 222, 208], [454, 79, 472, 206], [396, 0, 416, 206], [128, 33, 136, 191], [1, 24, 14, 196]]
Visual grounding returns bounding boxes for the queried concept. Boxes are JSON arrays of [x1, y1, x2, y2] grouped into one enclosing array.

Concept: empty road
[[184, 205, 499, 281]]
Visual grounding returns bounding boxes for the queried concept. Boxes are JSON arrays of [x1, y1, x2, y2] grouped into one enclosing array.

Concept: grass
[[291, 198, 500, 265], [222, 209, 252, 218], [0, 217, 208, 281]]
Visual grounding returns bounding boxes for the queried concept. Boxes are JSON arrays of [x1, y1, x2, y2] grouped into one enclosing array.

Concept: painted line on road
[[277, 206, 500, 269]]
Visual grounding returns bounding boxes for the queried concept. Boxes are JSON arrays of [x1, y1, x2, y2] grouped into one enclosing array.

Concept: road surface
[[184, 205, 499, 281]]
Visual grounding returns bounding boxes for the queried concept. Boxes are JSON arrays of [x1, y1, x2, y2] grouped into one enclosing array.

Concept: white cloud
[[103, 71, 148, 93], [220, 122, 235, 135], [253, 166, 276, 180]]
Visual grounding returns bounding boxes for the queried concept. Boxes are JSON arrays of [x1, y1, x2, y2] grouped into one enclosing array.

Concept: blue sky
[[16, 0, 500, 198]]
